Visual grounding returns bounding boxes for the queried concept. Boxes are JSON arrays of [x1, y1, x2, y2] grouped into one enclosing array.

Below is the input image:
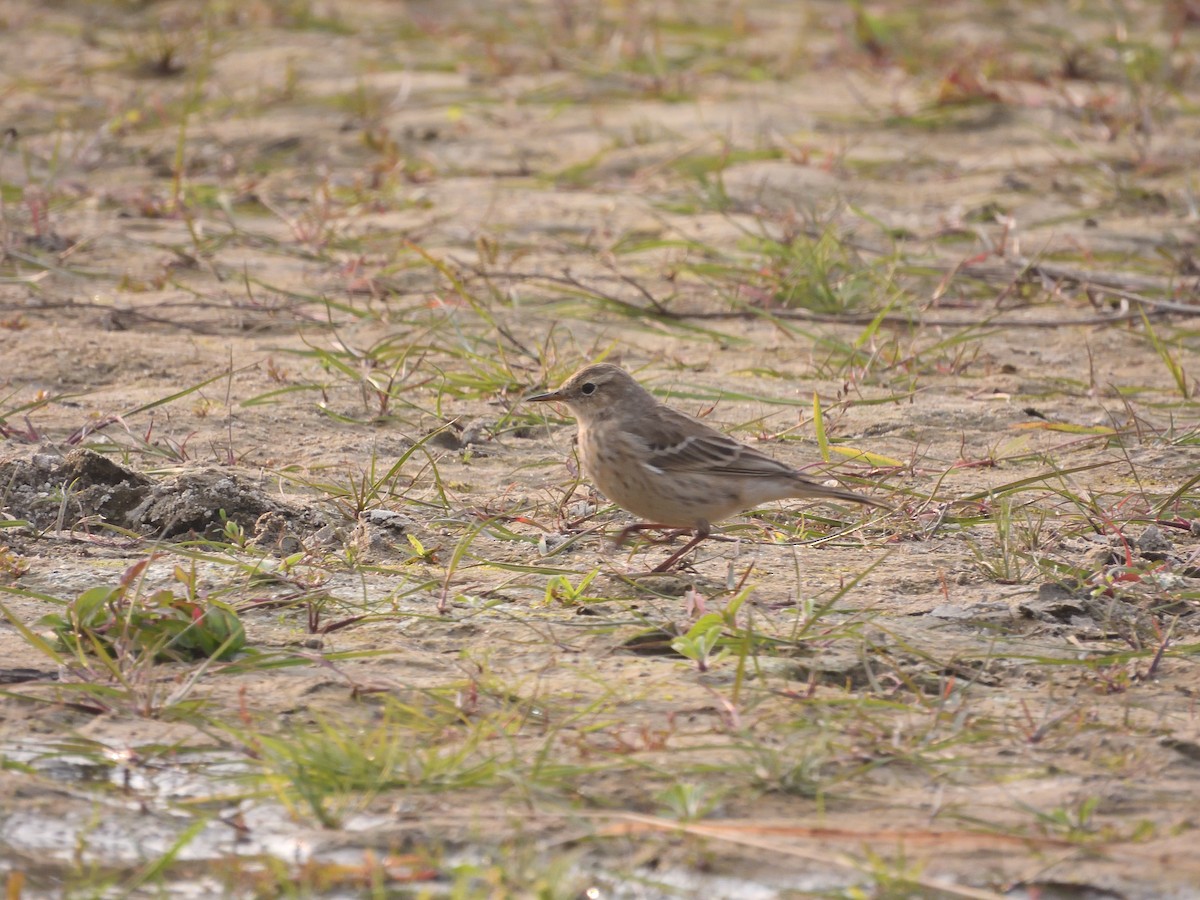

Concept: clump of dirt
[[0, 448, 323, 548], [129, 466, 306, 540], [1, 448, 153, 530]]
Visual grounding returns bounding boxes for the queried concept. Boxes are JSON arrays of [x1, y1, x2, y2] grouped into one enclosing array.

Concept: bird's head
[[526, 363, 646, 420]]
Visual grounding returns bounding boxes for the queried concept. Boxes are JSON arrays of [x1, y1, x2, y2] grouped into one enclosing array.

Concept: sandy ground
[[1, 1, 1199, 897]]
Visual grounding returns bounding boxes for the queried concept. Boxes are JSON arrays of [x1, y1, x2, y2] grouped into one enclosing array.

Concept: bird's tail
[[795, 478, 892, 511]]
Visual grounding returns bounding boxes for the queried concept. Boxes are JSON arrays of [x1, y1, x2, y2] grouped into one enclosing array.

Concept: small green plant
[[235, 701, 497, 828], [0, 543, 30, 579], [671, 588, 755, 672], [39, 558, 245, 662], [671, 612, 726, 671], [750, 734, 835, 798], [1030, 796, 1101, 841], [969, 497, 1046, 584], [219, 511, 248, 549], [542, 569, 601, 607], [657, 781, 723, 822], [854, 846, 932, 899], [405, 532, 439, 564], [1140, 311, 1192, 398], [296, 439, 448, 523]]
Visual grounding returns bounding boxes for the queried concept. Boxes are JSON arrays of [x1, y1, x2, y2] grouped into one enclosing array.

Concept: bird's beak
[[525, 388, 564, 403]]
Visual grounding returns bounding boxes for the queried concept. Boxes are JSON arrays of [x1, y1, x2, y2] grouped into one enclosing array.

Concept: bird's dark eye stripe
[[581, 382, 596, 394]]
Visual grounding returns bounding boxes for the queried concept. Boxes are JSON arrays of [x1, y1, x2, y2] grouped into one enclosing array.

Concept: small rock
[[928, 604, 974, 619], [1161, 736, 1200, 763], [351, 509, 438, 562], [1019, 583, 1088, 622], [362, 509, 415, 531], [252, 512, 303, 555], [1135, 524, 1172, 557], [927, 601, 1010, 622], [619, 627, 680, 656], [306, 524, 341, 547], [1084, 547, 1118, 569], [459, 420, 490, 447], [427, 429, 463, 451]]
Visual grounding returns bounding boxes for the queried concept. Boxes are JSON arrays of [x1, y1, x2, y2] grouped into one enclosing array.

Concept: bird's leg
[[650, 521, 711, 573], [613, 523, 688, 547]]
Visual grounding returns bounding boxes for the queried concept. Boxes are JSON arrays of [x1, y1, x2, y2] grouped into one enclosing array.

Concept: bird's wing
[[639, 406, 794, 478]]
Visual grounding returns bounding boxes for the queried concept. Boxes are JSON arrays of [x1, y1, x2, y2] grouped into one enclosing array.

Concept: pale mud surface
[[1, 1, 1199, 897]]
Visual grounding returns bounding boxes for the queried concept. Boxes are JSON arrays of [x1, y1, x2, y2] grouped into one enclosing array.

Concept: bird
[[527, 363, 888, 572]]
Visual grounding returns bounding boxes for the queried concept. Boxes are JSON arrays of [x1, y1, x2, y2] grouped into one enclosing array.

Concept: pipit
[[528, 363, 888, 572]]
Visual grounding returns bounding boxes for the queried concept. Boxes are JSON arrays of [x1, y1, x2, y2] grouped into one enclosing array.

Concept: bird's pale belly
[[580, 429, 754, 528]]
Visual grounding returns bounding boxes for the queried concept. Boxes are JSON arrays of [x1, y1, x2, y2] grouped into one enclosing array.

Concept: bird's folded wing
[[641, 408, 794, 478]]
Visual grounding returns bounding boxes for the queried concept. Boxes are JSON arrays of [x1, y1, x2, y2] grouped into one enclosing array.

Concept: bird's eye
[[580, 382, 596, 395]]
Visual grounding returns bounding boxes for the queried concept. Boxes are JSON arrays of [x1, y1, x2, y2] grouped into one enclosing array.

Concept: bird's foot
[[612, 523, 711, 572], [649, 532, 708, 572]]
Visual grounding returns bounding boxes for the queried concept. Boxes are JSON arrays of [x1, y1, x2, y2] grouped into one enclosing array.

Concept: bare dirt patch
[[2, 1, 1199, 897]]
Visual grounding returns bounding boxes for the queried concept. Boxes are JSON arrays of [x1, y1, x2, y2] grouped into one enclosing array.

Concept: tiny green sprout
[[1035, 796, 1101, 841], [220, 510, 247, 549], [0, 545, 30, 579], [174, 563, 197, 597], [657, 781, 722, 822], [406, 533, 438, 564], [671, 612, 727, 672], [276, 550, 308, 575], [542, 569, 600, 607]]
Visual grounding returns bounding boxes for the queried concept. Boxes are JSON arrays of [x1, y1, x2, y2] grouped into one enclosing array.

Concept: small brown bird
[[528, 363, 888, 572]]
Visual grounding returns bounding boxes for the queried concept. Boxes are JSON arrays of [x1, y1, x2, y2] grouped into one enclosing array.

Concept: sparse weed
[[39, 565, 245, 664], [1140, 311, 1193, 398], [969, 497, 1048, 584], [657, 780, 723, 822], [749, 733, 836, 799], [1026, 796, 1101, 842], [230, 699, 496, 828], [542, 568, 601, 607]]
